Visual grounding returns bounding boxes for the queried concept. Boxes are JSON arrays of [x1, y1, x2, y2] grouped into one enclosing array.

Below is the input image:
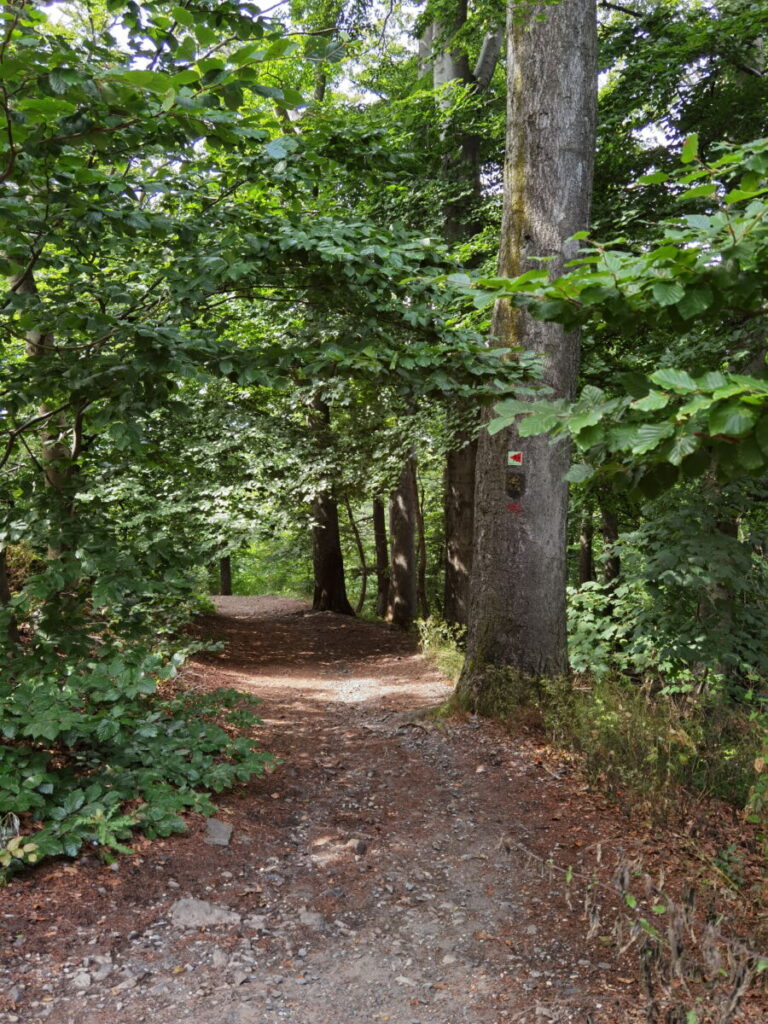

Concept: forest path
[[2, 597, 646, 1024]]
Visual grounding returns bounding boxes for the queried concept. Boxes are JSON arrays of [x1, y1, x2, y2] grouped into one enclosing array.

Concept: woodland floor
[[1, 597, 766, 1024]]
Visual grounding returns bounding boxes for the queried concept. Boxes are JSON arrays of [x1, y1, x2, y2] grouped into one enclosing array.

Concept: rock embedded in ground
[[205, 818, 234, 847], [169, 897, 241, 929]]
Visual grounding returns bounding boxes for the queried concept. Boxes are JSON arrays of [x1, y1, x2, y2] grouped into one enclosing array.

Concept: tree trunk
[[415, 470, 430, 620], [579, 514, 595, 585], [387, 457, 418, 628], [458, 0, 597, 702], [13, 269, 76, 556], [219, 555, 232, 596], [344, 498, 368, 615], [312, 491, 355, 615], [601, 508, 621, 585], [373, 497, 390, 618], [428, 17, 500, 633], [0, 547, 18, 646], [309, 398, 354, 615], [443, 436, 477, 627]]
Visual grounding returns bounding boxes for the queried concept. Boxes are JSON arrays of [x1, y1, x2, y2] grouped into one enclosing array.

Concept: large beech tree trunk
[[387, 457, 418, 628], [458, 0, 596, 700], [444, 436, 477, 626], [373, 497, 390, 618], [312, 491, 354, 615], [427, 18, 502, 627]]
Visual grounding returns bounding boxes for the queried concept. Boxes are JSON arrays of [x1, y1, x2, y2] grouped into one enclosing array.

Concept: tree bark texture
[[387, 457, 418, 628], [309, 398, 354, 615], [415, 471, 430, 620], [428, 17, 501, 628], [312, 491, 354, 615], [219, 555, 232, 596], [373, 497, 390, 619], [579, 515, 595, 585], [344, 498, 368, 615], [460, 0, 597, 696], [443, 437, 477, 626]]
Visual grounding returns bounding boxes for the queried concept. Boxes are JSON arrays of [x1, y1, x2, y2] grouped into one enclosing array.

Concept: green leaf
[[668, 434, 699, 465], [651, 280, 686, 307], [676, 287, 713, 320], [112, 69, 174, 93], [631, 422, 675, 454], [265, 138, 289, 160], [649, 368, 697, 393], [708, 402, 757, 436], [633, 390, 670, 412], [695, 370, 728, 391], [677, 183, 717, 200], [637, 171, 669, 185], [518, 411, 559, 436], [171, 5, 195, 27], [680, 134, 699, 164], [565, 463, 595, 483]]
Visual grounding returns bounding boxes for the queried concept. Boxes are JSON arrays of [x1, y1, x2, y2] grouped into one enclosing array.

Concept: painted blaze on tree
[[458, 0, 597, 703]]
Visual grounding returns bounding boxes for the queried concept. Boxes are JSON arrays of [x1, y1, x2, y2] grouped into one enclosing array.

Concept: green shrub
[[0, 644, 271, 880]]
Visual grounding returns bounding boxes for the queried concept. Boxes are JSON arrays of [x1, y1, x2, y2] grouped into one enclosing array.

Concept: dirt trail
[[0, 599, 683, 1023]]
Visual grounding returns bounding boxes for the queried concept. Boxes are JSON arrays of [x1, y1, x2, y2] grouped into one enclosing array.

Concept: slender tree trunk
[[312, 491, 355, 615], [344, 498, 368, 615], [309, 398, 354, 615], [13, 269, 77, 556], [219, 556, 232, 596], [601, 508, 621, 585], [444, 436, 477, 626], [579, 514, 595, 585], [415, 470, 430, 620], [0, 547, 18, 646], [387, 457, 418, 628], [458, 0, 597, 702], [373, 497, 390, 618]]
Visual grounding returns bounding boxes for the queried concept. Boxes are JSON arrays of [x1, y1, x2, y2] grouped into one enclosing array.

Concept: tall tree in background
[[459, 0, 597, 700], [421, 6, 503, 627]]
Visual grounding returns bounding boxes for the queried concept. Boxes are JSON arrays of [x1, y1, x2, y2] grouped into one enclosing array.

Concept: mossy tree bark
[[458, 0, 597, 704]]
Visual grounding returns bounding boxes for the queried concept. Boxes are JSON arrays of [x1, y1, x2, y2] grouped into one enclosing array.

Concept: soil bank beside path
[[0, 598, 760, 1024]]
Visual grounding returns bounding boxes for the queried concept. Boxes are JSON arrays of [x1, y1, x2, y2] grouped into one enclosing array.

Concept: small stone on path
[[205, 818, 234, 846], [169, 897, 241, 928]]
